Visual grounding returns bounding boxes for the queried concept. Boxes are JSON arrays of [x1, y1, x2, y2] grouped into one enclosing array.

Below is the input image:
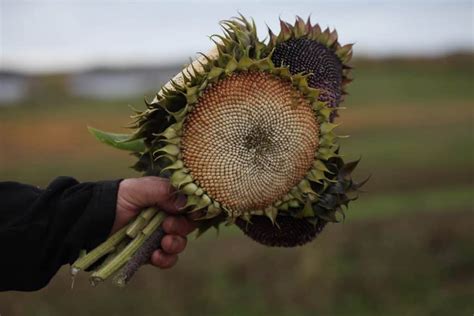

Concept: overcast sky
[[1, 0, 473, 73]]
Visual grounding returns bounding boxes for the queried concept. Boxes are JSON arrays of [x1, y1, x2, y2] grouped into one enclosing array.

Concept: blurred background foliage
[[0, 1, 473, 315]]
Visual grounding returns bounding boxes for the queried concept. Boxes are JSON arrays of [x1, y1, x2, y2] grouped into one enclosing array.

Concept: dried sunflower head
[[93, 15, 364, 248], [268, 16, 353, 121]]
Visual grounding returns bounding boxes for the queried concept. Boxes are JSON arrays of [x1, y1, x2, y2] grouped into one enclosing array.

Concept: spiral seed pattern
[[272, 38, 343, 109], [181, 71, 319, 212]]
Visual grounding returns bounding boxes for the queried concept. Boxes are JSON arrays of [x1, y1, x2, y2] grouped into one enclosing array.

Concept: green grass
[[348, 56, 474, 105], [341, 123, 473, 166], [349, 185, 473, 220]]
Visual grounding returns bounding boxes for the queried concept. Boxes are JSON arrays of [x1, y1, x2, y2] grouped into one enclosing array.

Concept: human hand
[[112, 176, 197, 269]]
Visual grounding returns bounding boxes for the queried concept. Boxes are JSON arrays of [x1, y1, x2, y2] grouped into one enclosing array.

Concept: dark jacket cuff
[[67, 179, 121, 264]]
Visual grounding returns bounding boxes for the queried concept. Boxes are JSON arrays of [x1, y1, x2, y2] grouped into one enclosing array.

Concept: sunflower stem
[[90, 212, 166, 284], [99, 238, 130, 268], [113, 226, 165, 287], [71, 224, 130, 275], [126, 207, 158, 238]]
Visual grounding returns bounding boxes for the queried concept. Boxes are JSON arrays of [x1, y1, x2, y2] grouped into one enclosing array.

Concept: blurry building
[[68, 66, 180, 99], [0, 72, 29, 105]]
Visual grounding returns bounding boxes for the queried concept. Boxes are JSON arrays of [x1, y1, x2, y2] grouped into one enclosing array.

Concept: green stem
[[126, 207, 158, 238], [71, 224, 130, 275], [90, 212, 166, 284], [99, 238, 129, 268]]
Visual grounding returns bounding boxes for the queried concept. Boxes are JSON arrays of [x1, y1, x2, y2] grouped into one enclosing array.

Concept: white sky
[[1, 0, 473, 73]]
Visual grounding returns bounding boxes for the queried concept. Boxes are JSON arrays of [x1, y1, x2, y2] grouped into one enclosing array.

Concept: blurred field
[[0, 55, 473, 315]]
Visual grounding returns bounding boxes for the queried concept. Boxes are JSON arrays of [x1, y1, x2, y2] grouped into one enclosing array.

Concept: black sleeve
[[0, 176, 120, 291]]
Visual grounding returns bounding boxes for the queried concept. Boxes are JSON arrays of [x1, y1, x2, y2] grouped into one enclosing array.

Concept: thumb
[[111, 177, 187, 234], [117, 177, 187, 214]]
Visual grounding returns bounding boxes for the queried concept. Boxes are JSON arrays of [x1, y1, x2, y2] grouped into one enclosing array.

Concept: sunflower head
[[95, 16, 363, 247], [267, 17, 354, 121]]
